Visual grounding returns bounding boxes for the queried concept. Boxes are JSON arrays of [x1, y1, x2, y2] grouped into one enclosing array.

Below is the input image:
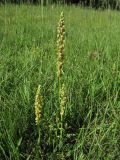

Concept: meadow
[[0, 4, 120, 160]]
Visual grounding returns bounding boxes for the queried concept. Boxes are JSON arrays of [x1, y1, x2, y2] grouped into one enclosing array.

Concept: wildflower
[[57, 11, 65, 79], [34, 85, 42, 125], [60, 83, 66, 118]]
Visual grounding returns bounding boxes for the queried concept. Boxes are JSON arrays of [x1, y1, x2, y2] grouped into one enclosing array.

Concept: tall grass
[[0, 4, 120, 160]]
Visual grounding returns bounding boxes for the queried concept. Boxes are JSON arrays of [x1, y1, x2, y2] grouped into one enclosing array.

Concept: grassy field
[[0, 4, 120, 160]]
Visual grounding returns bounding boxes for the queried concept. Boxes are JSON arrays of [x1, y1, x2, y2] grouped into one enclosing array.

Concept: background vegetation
[[0, 0, 120, 9], [0, 4, 120, 160]]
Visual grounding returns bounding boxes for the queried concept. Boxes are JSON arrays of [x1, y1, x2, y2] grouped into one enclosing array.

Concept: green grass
[[0, 4, 120, 160]]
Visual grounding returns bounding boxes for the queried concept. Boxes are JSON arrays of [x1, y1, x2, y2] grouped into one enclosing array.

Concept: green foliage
[[0, 0, 120, 10], [0, 5, 120, 159]]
